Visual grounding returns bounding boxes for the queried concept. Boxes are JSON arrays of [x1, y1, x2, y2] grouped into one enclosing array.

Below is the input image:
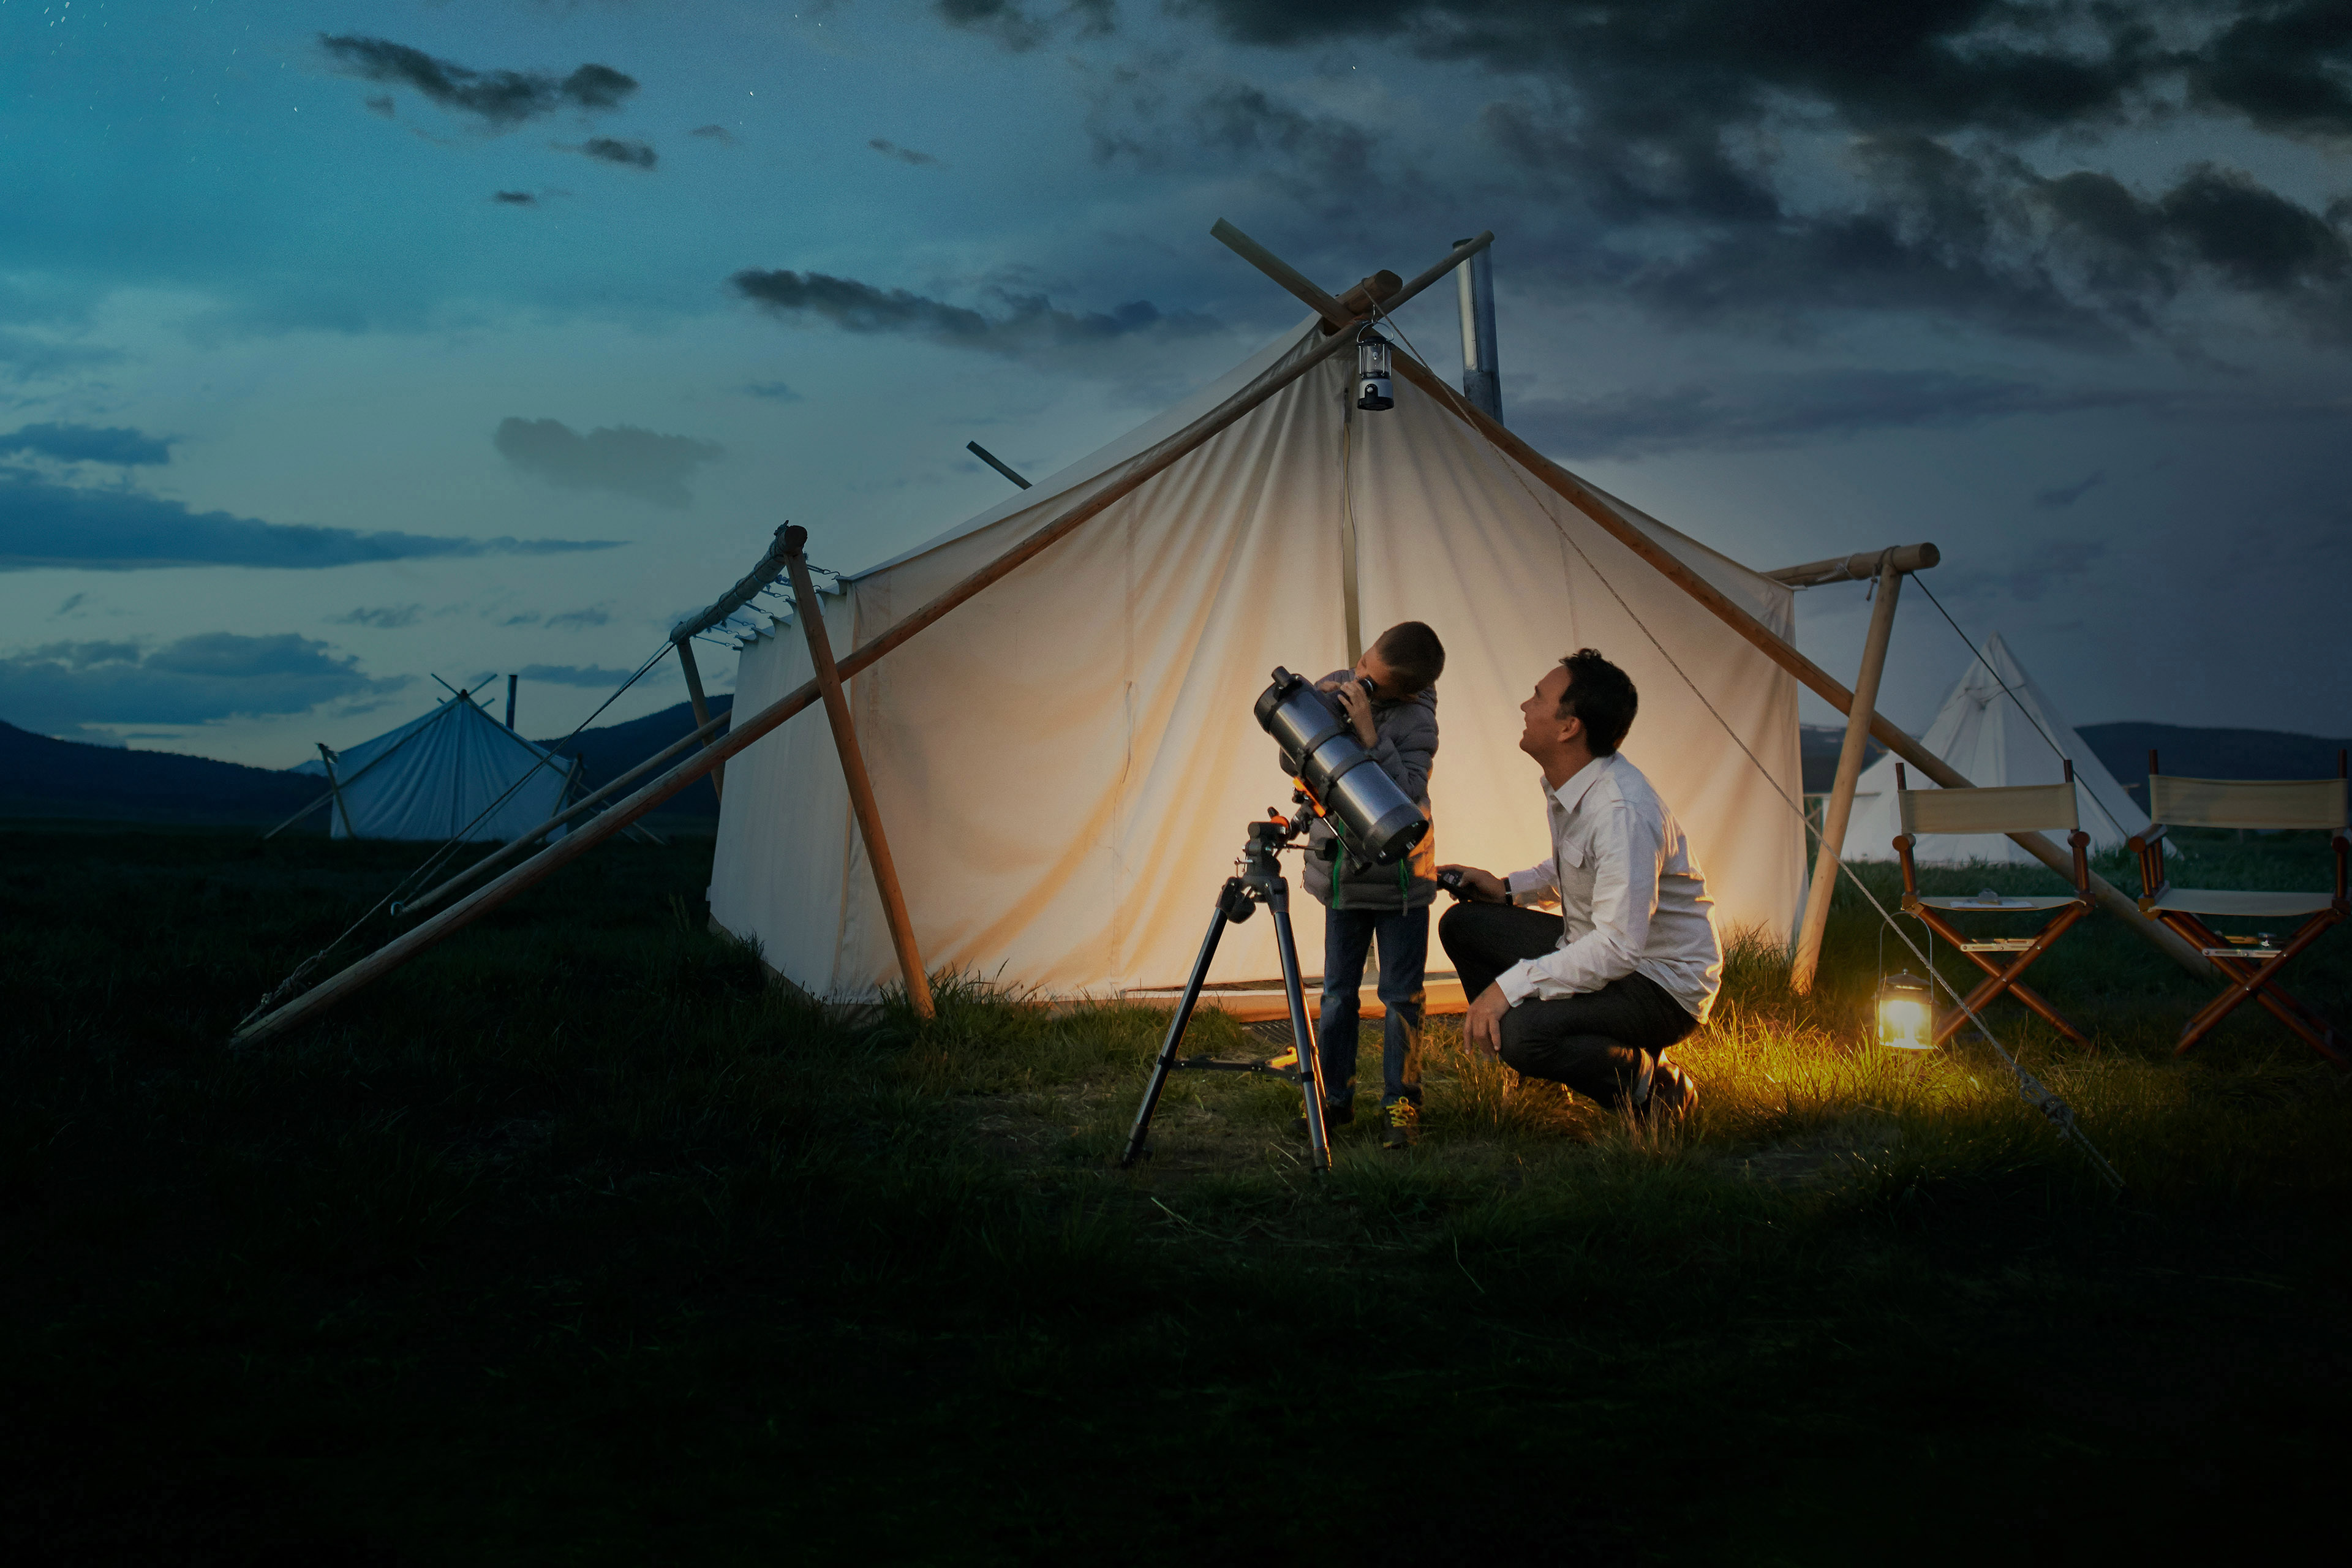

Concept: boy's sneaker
[[1292, 1099, 1353, 1139], [1381, 1099, 1419, 1150]]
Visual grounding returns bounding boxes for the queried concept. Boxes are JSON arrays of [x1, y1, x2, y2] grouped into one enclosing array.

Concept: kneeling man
[[1438, 649, 1718, 1117]]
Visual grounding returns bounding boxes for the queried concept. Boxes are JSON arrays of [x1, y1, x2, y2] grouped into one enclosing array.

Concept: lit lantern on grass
[[1875, 971, 1935, 1050]]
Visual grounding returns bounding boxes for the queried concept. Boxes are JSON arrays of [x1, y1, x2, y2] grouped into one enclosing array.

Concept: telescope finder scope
[[1253, 666, 1429, 867]]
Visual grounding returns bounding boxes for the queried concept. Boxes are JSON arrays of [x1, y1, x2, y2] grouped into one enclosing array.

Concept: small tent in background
[[301, 693, 579, 842], [1845, 632, 2147, 865]]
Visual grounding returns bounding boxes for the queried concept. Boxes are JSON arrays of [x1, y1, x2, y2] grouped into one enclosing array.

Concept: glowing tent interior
[[705, 317, 1809, 1003]]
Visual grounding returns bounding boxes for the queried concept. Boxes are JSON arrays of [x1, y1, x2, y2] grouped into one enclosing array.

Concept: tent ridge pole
[[784, 529, 935, 1020], [1791, 554, 1903, 992]]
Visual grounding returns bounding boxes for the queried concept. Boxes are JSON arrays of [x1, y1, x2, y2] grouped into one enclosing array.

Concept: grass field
[[4, 822, 2348, 1564]]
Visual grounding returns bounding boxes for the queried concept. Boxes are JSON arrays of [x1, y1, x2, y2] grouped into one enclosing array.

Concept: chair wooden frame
[[2128, 750, 2348, 1065], [1893, 762, 2095, 1047]]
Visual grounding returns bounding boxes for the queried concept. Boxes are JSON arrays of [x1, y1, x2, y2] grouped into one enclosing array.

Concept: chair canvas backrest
[[2148, 775, 2349, 831], [1898, 781, 2079, 838]]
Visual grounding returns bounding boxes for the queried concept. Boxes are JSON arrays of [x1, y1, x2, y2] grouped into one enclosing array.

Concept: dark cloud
[[0, 330, 121, 383], [0, 423, 174, 466], [545, 606, 611, 630], [492, 418, 723, 508], [1057, 5, 2352, 347], [493, 190, 538, 206], [577, 137, 657, 170], [328, 605, 424, 629], [2034, 470, 2107, 509], [518, 663, 644, 687], [729, 269, 1219, 358], [1515, 370, 2158, 460], [935, 0, 1115, 51], [0, 632, 405, 731], [318, 35, 639, 127], [364, 94, 395, 118], [2187, 1, 2352, 141], [0, 471, 620, 571], [869, 138, 941, 166], [690, 124, 737, 144], [742, 381, 802, 402]]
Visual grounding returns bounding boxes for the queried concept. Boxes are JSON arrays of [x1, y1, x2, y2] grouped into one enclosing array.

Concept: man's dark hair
[[1558, 648, 1637, 755], [1374, 621, 1446, 693]]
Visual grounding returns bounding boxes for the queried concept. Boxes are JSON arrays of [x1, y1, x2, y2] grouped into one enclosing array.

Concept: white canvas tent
[[300, 695, 579, 842], [709, 318, 1808, 1001], [1845, 632, 2147, 866]]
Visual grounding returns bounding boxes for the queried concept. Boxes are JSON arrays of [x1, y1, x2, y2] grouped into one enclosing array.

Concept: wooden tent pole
[[673, 636, 724, 804], [228, 230, 1496, 1047], [1790, 554, 1902, 993], [1208, 219, 2212, 981], [783, 529, 935, 1020]]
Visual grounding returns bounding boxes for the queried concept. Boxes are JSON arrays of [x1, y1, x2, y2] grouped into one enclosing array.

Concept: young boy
[[1302, 620, 1445, 1150]]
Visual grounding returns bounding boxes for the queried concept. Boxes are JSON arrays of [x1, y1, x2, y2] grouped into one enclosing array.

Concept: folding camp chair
[[1892, 762, 2094, 1047], [2128, 751, 2348, 1065]]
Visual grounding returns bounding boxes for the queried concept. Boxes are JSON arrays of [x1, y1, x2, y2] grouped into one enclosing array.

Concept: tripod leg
[[1272, 906, 1332, 1173], [1120, 898, 1233, 1168]]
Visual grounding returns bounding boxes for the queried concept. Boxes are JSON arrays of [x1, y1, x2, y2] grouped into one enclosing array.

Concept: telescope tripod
[[1121, 817, 1335, 1172]]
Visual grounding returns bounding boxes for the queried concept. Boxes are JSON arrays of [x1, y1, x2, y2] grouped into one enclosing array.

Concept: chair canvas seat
[[1917, 893, 2083, 913], [1892, 767, 2093, 1047], [2146, 887, 2338, 919], [2133, 763, 2347, 1064]]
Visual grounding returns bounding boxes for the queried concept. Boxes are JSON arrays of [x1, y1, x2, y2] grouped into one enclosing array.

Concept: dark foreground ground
[[3, 823, 2348, 1564]]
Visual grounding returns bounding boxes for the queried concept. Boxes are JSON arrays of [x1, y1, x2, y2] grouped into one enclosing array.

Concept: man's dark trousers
[[1439, 901, 1697, 1108], [1318, 906, 1427, 1108]]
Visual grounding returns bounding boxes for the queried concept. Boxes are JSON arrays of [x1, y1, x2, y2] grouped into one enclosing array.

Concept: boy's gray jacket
[[1301, 670, 1438, 911]]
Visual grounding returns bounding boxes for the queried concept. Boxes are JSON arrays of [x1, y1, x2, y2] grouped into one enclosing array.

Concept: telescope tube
[[1254, 667, 1429, 866]]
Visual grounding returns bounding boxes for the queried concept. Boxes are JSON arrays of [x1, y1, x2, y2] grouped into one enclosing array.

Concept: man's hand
[[1438, 864, 1510, 903], [1330, 677, 1378, 747], [1464, 982, 1510, 1057]]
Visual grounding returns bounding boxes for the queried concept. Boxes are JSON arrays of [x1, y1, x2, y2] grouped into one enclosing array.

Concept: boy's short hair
[[1558, 648, 1637, 755], [1373, 621, 1446, 694]]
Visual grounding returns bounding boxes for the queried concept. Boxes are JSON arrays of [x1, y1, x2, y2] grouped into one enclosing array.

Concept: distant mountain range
[[3, 701, 2340, 828]]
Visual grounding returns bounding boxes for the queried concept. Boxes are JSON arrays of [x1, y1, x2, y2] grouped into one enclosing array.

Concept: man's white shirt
[[1496, 752, 1724, 1024]]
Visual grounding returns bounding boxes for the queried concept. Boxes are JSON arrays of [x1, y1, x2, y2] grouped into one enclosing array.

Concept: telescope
[[1253, 666, 1428, 867]]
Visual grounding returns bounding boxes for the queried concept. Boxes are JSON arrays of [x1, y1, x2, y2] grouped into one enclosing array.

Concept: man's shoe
[[1381, 1099, 1419, 1150], [1641, 1061, 1697, 1121], [1293, 1099, 1354, 1139]]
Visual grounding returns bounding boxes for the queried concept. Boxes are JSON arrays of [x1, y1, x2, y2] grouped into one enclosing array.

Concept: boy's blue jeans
[[1317, 905, 1428, 1107]]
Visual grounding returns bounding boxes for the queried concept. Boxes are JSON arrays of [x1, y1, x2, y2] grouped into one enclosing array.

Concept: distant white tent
[[301, 695, 579, 842], [709, 316, 1808, 1000], [1845, 633, 2147, 865]]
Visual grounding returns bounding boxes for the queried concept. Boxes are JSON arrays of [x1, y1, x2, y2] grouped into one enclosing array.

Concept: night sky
[[4, 1, 2347, 764]]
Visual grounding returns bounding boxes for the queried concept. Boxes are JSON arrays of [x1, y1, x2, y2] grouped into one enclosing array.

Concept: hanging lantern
[[1355, 326, 1393, 412], [1875, 971, 1935, 1050]]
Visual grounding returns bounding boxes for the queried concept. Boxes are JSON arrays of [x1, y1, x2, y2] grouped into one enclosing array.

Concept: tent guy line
[[1912, 572, 2135, 845], [226, 232, 1500, 1046], [235, 638, 675, 1033]]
